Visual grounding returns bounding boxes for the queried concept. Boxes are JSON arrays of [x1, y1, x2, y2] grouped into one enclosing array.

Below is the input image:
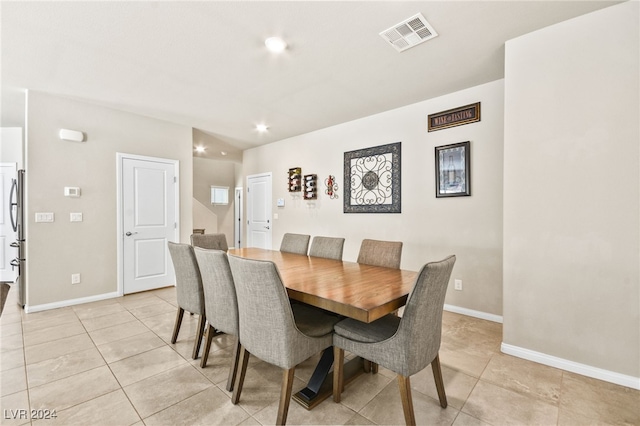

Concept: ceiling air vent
[[379, 13, 438, 53]]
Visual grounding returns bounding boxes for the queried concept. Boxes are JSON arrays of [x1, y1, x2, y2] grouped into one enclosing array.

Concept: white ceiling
[[1, 1, 621, 160]]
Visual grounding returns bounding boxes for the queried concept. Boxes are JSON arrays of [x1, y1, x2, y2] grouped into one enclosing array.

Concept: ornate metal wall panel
[[343, 142, 401, 213]]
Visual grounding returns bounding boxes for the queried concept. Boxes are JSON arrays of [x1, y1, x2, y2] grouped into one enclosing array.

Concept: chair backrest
[[227, 255, 301, 369], [193, 248, 238, 336], [191, 233, 229, 251], [279, 233, 310, 255], [357, 239, 403, 269], [397, 255, 456, 375], [167, 242, 204, 315], [308, 236, 345, 260]]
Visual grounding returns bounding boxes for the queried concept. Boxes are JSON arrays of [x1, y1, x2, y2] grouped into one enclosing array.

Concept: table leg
[[297, 348, 334, 402], [292, 347, 366, 410]]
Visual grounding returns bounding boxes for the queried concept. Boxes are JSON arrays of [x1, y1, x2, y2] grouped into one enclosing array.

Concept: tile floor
[[1, 287, 638, 426]]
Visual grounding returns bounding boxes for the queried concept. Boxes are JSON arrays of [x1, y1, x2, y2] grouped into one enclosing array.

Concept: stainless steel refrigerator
[[9, 169, 25, 307]]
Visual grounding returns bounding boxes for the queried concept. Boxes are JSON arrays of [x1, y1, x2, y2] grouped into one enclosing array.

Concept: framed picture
[[435, 141, 470, 197], [344, 142, 401, 213]]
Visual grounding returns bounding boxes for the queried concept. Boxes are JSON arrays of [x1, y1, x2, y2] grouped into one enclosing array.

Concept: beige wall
[[243, 79, 505, 316], [193, 156, 237, 246], [25, 91, 193, 307], [193, 198, 218, 234], [503, 1, 639, 380]]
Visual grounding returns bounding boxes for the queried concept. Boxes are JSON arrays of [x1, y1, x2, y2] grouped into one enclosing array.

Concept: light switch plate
[[70, 212, 83, 222], [35, 212, 54, 223]]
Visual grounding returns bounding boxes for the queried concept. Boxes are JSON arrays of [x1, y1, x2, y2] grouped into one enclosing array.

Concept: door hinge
[[174, 176, 177, 183], [174, 222, 177, 229]]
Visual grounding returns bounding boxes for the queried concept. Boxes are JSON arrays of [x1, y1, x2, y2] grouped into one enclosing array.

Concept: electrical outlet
[[71, 273, 81, 285], [70, 212, 83, 222], [454, 279, 463, 291]]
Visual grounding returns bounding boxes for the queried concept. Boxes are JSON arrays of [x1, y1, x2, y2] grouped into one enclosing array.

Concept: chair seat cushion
[[292, 304, 341, 337], [334, 314, 400, 343]]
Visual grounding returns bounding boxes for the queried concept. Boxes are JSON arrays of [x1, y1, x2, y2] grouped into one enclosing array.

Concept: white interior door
[[0, 163, 17, 282], [246, 173, 272, 249], [121, 155, 178, 294]]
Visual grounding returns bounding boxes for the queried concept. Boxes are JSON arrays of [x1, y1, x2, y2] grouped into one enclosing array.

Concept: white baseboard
[[24, 291, 121, 313], [444, 304, 503, 323], [501, 342, 640, 390]]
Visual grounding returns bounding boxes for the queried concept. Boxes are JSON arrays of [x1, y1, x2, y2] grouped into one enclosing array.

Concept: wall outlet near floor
[[454, 279, 463, 291], [71, 273, 81, 285]]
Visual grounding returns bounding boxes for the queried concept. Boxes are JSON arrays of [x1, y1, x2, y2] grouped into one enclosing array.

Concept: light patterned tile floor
[[1, 287, 638, 426]]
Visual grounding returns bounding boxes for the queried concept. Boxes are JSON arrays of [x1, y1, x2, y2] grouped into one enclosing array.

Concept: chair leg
[[200, 324, 214, 368], [276, 368, 295, 425], [171, 307, 185, 344], [363, 359, 371, 373], [431, 354, 448, 408], [371, 362, 379, 374], [226, 337, 241, 392], [192, 313, 207, 360], [397, 375, 416, 426], [232, 345, 250, 405], [333, 347, 344, 402]]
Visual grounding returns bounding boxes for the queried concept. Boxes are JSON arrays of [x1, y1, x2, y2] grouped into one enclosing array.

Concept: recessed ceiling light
[[220, 151, 227, 156], [256, 124, 269, 132], [195, 146, 205, 153], [265, 37, 287, 53]]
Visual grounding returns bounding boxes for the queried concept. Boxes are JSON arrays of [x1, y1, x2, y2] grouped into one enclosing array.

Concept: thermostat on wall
[[277, 198, 285, 207], [64, 187, 81, 197]]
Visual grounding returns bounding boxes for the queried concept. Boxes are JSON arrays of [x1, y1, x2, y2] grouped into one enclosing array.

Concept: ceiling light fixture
[[256, 124, 269, 132], [265, 37, 287, 53], [195, 146, 206, 153]]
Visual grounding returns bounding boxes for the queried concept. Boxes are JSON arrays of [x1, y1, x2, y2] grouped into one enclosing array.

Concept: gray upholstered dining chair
[[308, 236, 346, 260], [227, 255, 340, 425], [357, 239, 403, 269], [332, 255, 456, 425], [191, 233, 229, 251], [193, 248, 240, 391], [279, 233, 311, 255], [167, 242, 207, 360], [357, 238, 403, 372]]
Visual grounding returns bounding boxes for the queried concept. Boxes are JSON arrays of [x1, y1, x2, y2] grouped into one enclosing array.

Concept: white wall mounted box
[[64, 187, 81, 197], [59, 129, 85, 142]]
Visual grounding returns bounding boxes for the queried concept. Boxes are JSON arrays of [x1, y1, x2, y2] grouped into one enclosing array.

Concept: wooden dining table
[[227, 247, 417, 409]]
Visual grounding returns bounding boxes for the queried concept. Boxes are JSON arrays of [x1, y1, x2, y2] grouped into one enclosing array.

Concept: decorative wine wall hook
[[325, 175, 339, 199]]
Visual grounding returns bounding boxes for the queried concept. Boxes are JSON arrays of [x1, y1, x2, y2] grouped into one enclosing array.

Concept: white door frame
[[234, 186, 243, 249], [116, 153, 180, 296]]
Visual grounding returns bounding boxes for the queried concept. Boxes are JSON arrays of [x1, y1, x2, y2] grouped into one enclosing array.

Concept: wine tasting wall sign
[[428, 102, 481, 132]]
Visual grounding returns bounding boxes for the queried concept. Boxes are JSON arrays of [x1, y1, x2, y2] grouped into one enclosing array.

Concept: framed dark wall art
[[428, 102, 481, 132], [344, 142, 401, 213], [435, 141, 470, 197]]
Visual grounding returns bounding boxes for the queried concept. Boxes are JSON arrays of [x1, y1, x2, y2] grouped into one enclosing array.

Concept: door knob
[[125, 231, 138, 236]]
